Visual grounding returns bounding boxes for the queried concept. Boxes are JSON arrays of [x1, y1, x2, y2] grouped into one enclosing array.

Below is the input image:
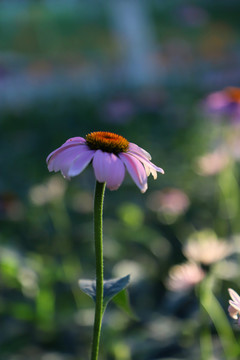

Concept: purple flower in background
[[228, 288, 240, 325], [177, 5, 209, 28], [101, 98, 136, 124], [47, 131, 164, 192], [205, 87, 240, 123]]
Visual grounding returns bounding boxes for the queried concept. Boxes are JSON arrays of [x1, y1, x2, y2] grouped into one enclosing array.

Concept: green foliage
[[112, 289, 137, 321]]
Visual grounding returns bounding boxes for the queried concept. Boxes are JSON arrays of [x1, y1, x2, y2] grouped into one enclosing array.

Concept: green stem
[[199, 275, 240, 360], [91, 181, 106, 360], [199, 289, 214, 360]]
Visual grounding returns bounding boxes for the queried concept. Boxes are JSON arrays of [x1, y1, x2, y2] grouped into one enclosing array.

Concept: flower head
[[166, 262, 205, 292], [29, 175, 66, 206], [147, 188, 190, 216], [228, 288, 240, 325], [196, 148, 230, 176], [183, 229, 232, 265], [101, 98, 136, 124], [205, 87, 240, 123], [46, 131, 164, 193]]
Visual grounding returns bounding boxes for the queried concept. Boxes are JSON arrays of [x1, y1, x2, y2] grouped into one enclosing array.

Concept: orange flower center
[[86, 131, 129, 154], [226, 87, 240, 103]]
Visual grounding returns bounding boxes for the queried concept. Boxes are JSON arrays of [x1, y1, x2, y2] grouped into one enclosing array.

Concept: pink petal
[[206, 92, 229, 110], [119, 153, 148, 193], [65, 137, 86, 143], [128, 142, 152, 160], [92, 150, 125, 190], [229, 300, 240, 312], [228, 305, 239, 319], [68, 150, 95, 177], [127, 150, 164, 178], [228, 288, 240, 304], [105, 159, 125, 190], [48, 145, 89, 177], [46, 138, 86, 163]]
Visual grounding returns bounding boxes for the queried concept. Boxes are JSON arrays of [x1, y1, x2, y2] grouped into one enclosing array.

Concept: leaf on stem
[[79, 275, 131, 307], [112, 288, 138, 320]]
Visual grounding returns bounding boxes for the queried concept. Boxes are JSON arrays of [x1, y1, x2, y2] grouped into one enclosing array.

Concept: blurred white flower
[[18, 266, 39, 298], [228, 288, 240, 325], [29, 175, 66, 205], [166, 262, 205, 292], [196, 148, 230, 176], [183, 229, 232, 265], [113, 260, 145, 283]]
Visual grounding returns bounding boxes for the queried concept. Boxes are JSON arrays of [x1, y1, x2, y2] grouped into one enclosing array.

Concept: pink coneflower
[[166, 262, 205, 292], [46, 131, 164, 193], [205, 87, 240, 123], [228, 288, 240, 325]]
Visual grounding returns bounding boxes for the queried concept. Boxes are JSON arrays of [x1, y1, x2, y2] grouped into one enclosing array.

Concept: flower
[[101, 98, 136, 124], [46, 131, 164, 192], [166, 262, 205, 292], [205, 87, 240, 123], [147, 188, 190, 216], [228, 288, 240, 325], [177, 5, 209, 28], [29, 175, 66, 206], [196, 148, 230, 176], [183, 229, 232, 265]]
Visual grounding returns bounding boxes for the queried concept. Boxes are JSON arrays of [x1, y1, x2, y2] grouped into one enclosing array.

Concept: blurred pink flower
[[228, 288, 240, 325], [196, 148, 230, 176], [183, 230, 232, 265], [205, 87, 240, 123], [101, 98, 136, 124], [166, 262, 205, 292], [147, 188, 189, 216], [177, 5, 209, 27], [47, 131, 164, 193]]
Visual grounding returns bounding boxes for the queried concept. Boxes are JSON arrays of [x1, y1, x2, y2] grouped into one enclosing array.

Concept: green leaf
[[79, 275, 131, 307], [112, 288, 138, 320]]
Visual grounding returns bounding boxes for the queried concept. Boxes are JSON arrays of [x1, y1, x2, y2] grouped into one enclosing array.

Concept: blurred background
[[1, 1, 240, 359]]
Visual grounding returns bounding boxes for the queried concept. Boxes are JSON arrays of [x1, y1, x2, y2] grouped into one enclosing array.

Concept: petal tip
[[141, 184, 148, 193]]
